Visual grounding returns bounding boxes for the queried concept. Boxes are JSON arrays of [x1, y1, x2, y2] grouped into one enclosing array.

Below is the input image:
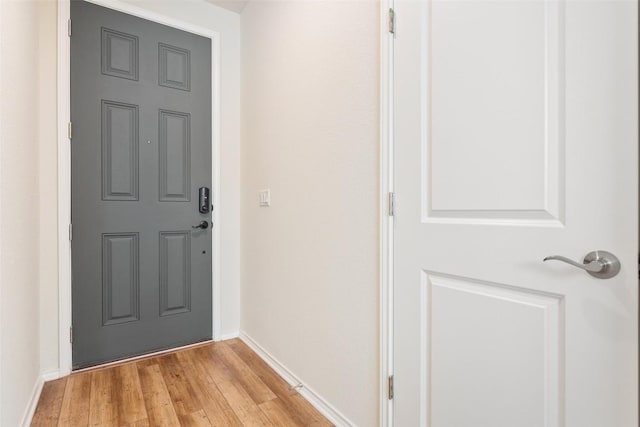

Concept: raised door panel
[[102, 233, 140, 325], [423, 0, 564, 224], [158, 43, 191, 91], [159, 110, 191, 202], [421, 273, 562, 427], [101, 100, 139, 201], [159, 231, 191, 316], [101, 27, 139, 81]]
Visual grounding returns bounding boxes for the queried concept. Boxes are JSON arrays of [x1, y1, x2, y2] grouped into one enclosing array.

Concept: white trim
[[380, 0, 394, 426], [19, 376, 44, 427], [0, 0, 4, 422], [57, 0, 222, 374], [216, 331, 240, 341], [239, 331, 356, 427], [41, 370, 61, 382], [19, 370, 61, 427], [57, 0, 72, 377]]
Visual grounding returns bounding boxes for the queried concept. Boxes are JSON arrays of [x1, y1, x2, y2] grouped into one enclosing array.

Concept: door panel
[[71, 0, 212, 368], [424, 273, 561, 427], [102, 232, 140, 326], [426, 0, 562, 222], [159, 231, 192, 316], [394, 0, 637, 426], [101, 100, 139, 201]]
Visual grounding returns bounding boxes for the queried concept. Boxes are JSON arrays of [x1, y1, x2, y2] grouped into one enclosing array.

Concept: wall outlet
[[259, 189, 270, 207]]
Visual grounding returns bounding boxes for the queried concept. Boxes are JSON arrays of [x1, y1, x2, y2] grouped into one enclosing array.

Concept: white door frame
[[57, 0, 222, 376], [379, 0, 394, 426]]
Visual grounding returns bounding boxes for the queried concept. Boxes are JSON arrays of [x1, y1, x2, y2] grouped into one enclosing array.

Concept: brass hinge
[[388, 8, 395, 34], [388, 192, 395, 217], [68, 19, 72, 37], [388, 375, 394, 399]]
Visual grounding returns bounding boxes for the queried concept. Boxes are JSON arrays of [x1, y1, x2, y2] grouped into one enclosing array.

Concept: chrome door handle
[[191, 220, 209, 230], [543, 250, 620, 279]]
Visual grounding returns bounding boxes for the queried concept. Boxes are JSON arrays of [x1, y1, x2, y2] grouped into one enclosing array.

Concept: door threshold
[[72, 339, 214, 374]]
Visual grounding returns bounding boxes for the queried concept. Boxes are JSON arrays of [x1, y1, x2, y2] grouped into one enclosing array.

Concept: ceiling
[[206, 0, 249, 13]]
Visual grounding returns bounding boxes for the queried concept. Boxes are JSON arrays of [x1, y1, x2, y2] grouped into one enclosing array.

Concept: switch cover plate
[[259, 189, 270, 207]]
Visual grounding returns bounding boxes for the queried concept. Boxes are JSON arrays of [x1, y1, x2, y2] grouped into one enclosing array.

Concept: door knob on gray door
[[543, 250, 620, 279], [192, 220, 209, 230]]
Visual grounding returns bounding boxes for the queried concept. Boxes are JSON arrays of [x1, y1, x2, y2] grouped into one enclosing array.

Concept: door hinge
[[388, 192, 395, 217], [69, 326, 73, 344], [69, 224, 73, 241], [68, 122, 72, 140], [388, 8, 395, 34], [388, 375, 394, 400], [68, 19, 72, 37]]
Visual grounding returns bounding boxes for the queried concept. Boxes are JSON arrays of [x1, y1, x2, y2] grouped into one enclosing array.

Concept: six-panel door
[[71, 0, 212, 369]]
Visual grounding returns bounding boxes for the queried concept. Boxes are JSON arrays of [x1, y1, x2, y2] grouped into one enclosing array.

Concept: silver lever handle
[[543, 255, 603, 272], [543, 250, 620, 279]]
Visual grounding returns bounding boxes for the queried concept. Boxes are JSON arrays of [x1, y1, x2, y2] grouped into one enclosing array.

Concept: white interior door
[[393, 0, 638, 426]]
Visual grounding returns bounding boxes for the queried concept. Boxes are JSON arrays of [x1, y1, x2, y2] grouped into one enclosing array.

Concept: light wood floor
[[31, 339, 333, 426]]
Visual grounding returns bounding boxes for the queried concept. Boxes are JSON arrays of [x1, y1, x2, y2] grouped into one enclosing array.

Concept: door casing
[[380, 1, 394, 426], [57, 0, 222, 376]]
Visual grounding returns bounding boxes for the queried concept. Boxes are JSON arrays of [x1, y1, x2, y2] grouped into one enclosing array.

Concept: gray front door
[[71, 0, 212, 369]]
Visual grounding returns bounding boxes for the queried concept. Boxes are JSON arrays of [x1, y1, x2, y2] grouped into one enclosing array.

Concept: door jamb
[[380, 0, 394, 425], [57, 0, 222, 376]]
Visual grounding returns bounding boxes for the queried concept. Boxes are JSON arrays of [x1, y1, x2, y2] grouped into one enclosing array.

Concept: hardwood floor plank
[[30, 342, 332, 427], [258, 398, 301, 427], [176, 350, 243, 427], [135, 357, 157, 369], [186, 409, 213, 427], [226, 339, 296, 397], [114, 363, 148, 425], [88, 369, 119, 426], [157, 353, 211, 427], [227, 339, 332, 426], [195, 345, 273, 426], [31, 378, 67, 426], [211, 342, 277, 404], [137, 363, 181, 427], [57, 372, 91, 426], [283, 395, 334, 427]]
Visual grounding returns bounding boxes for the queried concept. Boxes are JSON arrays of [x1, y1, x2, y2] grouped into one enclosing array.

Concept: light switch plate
[[259, 189, 270, 207]]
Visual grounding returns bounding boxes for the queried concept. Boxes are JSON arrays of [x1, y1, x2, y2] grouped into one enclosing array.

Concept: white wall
[[38, 0, 242, 375], [0, 0, 56, 424], [241, 1, 380, 425], [38, 0, 60, 379]]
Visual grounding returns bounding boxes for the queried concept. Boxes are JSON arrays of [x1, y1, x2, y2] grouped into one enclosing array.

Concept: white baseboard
[[19, 369, 61, 427], [20, 375, 43, 427], [42, 369, 61, 382], [239, 331, 355, 427], [215, 331, 240, 341]]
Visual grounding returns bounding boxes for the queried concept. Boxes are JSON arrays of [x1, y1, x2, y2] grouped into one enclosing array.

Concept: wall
[[0, 0, 56, 424], [38, 0, 242, 375], [38, 0, 60, 379], [241, 1, 380, 425]]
